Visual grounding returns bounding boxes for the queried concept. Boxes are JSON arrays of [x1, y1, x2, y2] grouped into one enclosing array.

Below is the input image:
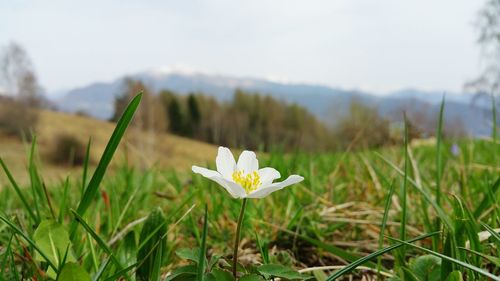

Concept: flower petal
[[237, 150, 259, 173], [192, 165, 246, 198], [192, 166, 221, 178], [258, 167, 281, 185], [216, 147, 237, 179], [247, 175, 304, 199], [218, 178, 247, 198]]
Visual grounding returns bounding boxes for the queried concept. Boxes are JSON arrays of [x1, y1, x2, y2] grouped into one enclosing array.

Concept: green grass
[[0, 95, 498, 280]]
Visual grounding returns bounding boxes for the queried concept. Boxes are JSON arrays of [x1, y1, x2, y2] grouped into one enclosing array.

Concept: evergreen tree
[[168, 97, 185, 135], [187, 94, 201, 137]]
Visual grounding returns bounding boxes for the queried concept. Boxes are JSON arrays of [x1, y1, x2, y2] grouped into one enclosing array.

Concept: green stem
[[232, 198, 248, 279]]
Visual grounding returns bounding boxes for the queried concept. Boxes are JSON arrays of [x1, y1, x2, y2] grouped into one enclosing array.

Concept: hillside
[[0, 109, 217, 185]]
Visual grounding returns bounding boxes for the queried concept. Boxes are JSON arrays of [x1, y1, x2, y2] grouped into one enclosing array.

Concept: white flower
[[192, 147, 304, 199]]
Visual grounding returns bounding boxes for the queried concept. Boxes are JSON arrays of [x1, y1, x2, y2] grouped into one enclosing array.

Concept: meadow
[[0, 94, 498, 280]]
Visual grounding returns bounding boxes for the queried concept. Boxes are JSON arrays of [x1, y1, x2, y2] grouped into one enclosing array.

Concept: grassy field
[[0, 109, 216, 185], [0, 96, 498, 280]]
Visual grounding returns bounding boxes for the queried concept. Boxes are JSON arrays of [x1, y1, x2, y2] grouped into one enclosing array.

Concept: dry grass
[[0, 109, 217, 185]]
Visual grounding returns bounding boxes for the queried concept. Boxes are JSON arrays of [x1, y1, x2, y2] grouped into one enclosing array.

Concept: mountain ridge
[[53, 69, 496, 136]]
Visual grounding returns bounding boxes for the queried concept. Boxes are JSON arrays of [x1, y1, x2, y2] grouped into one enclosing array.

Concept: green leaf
[[208, 254, 223, 270], [209, 269, 235, 281], [409, 255, 441, 281], [257, 264, 309, 280], [137, 207, 168, 281], [34, 220, 76, 279], [150, 241, 164, 281], [70, 93, 142, 239], [445, 271, 463, 281], [400, 267, 420, 281], [34, 220, 75, 266], [239, 274, 264, 281], [204, 274, 216, 281], [57, 262, 91, 281], [312, 270, 328, 281], [176, 248, 202, 264], [165, 265, 197, 281], [0, 214, 57, 271]]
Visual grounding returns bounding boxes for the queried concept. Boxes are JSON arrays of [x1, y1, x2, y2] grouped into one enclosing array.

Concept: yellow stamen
[[232, 170, 261, 193]]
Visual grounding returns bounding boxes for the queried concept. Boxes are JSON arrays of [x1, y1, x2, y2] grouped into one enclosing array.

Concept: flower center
[[232, 170, 261, 193]]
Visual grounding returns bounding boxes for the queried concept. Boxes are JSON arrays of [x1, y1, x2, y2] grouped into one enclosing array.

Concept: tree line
[[113, 79, 472, 152], [113, 79, 333, 152]]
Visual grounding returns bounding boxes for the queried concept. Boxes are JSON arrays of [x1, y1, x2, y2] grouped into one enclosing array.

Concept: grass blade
[[58, 178, 70, 224], [436, 96, 445, 207], [492, 94, 497, 145], [70, 210, 128, 277], [28, 137, 43, 222], [197, 205, 208, 281], [434, 96, 446, 252], [376, 153, 453, 230], [81, 137, 92, 196], [0, 158, 37, 223], [103, 262, 139, 281], [397, 115, 409, 265], [326, 232, 439, 281], [473, 176, 499, 218], [137, 207, 167, 281], [92, 257, 112, 281], [388, 236, 500, 281], [377, 180, 396, 273], [255, 219, 379, 269], [70, 93, 142, 239], [0, 214, 57, 271], [480, 222, 500, 243]]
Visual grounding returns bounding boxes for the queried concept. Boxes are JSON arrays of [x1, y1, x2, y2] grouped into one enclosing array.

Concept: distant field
[[0, 109, 217, 184]]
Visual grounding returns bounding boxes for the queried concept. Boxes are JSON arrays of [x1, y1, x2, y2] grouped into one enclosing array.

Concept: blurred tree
[[390, 101, 433, 140], [1, 42, 42, 106], [443, 118, 467, 139], [466, 0, 500, 98], [187, 93, 201, 137], [0, 42, 41, 138], [112, 79, 168, 168], [113, 78, 167, 133], [167, 95, 186, 135], [335, 99, 390, 149]]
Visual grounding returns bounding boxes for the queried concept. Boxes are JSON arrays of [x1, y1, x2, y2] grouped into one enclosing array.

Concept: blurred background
[[0, 0, 499, 170]]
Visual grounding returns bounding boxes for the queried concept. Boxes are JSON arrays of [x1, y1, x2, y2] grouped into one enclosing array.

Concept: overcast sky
[[0, 0, 487, 95]]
